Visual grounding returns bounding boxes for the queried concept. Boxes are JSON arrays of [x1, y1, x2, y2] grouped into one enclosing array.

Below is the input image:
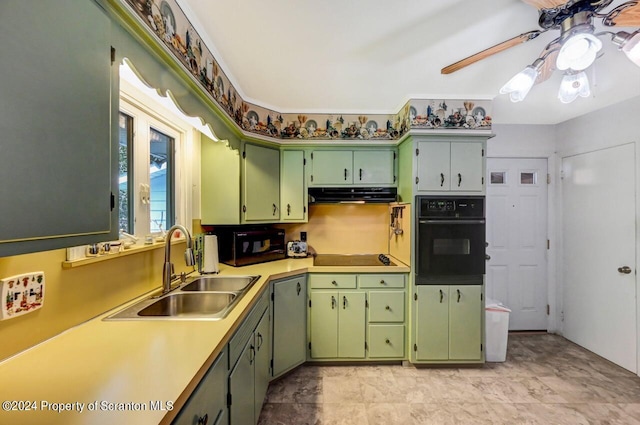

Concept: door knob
[[618, 266, 632, 274], [486, 254, 491, 260]]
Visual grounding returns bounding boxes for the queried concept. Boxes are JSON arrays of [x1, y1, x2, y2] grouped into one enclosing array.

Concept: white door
[[562, 143, 637, 372], [486, 158, 548, 330]]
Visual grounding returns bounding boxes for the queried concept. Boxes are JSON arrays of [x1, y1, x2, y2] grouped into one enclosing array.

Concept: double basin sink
[[105, 275, 260, 321]]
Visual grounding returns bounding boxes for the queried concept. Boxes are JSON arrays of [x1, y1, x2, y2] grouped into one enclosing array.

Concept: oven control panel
[[418, 196, 484, 219]]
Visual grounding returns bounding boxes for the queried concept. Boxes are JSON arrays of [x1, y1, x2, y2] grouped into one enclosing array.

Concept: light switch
[[1, 272, 45, 320]]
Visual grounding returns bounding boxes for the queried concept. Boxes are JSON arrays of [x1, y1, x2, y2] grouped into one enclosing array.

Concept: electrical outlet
[[1, 272, 45, 320]]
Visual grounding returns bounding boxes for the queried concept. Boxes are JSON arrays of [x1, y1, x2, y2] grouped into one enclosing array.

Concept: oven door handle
[[418, 219, 485, 225]]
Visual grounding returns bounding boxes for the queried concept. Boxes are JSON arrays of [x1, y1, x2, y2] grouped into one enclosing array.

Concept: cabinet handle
[[344, 168, 348, 180], [385, 339, 390, 344], [287, 204, 291, 216], [331, 280, 338, 286], [331, 296, 336, 309], [257, 332, 263, 350], [343, 296, 347, 309], [440, 173, 445, 187], [618, 266, 632, 274], [457, 289, 461, 303], [197, 413, 208, 425], [296, 282, 301, 295], [439, 289, 444, 303], [273, 203, 277, 216], [385, 305, 390, 310], [359, 168, 363, 180], [458, 173, 462, 187], [380, 280, 385, 285], [249, 344, 255, 365]]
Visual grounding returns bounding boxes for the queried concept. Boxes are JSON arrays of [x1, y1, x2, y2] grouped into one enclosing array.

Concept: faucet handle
[[185, 247, 195, 266]]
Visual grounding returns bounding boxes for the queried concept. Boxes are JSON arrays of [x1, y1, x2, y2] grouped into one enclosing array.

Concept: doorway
[[561, 143, 637, 373], [486, 158, 549, 331]]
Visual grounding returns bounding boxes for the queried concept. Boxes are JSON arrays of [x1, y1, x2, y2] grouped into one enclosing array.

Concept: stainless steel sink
[[180, 275, 259, 292], [104, 274, 261, 321], [137, 292, 236, 317]]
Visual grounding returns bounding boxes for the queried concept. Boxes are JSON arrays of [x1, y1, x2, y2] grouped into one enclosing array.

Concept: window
[[118, 92, 188, 241]]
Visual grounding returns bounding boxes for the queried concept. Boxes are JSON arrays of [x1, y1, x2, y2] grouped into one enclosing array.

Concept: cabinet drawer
[[309, 274, 357, 289], [368, 291, 405, 323], [358, 274, 405, 288], [368, 325, 405, 358]]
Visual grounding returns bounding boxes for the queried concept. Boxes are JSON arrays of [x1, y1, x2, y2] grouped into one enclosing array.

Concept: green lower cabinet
[[368, 325, 405, 358], [229, 308, 270, 424], [309, 291, 365, 359], [272, 276, 307, 378], [414, 285, 483, 363], [172, 348, 227, 425]]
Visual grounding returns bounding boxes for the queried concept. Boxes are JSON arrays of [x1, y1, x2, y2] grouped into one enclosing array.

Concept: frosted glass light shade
[[499, 65, 539, 102], [556, 33, 602, 71], [558, 71, 590, 104]]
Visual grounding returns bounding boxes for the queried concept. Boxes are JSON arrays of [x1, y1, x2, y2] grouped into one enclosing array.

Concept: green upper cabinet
[[0, 0, 117, 256], [280, 150, 307, 222], [310, 150, 354, 185], [243, 143, 280, 222], [353, 150, 396, 185], [309, 149, 397, 187], [415, 139, 485, 193], [201, 140, 280, 224]]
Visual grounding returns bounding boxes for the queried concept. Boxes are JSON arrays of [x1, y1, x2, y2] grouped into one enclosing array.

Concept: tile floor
[[257, 333, 640, 424]]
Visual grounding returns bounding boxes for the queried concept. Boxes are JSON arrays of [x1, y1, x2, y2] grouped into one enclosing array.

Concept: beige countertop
[[0, 257, 409, 424]]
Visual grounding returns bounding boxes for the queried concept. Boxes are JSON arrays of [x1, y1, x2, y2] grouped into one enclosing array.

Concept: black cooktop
[[313, 254, 395, 267]]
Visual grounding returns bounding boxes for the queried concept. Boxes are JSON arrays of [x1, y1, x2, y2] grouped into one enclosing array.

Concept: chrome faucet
[[162, 224, 195, 294]]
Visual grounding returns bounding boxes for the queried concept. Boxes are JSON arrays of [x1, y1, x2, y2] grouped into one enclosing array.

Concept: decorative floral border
[[124, 0, 492, 141]]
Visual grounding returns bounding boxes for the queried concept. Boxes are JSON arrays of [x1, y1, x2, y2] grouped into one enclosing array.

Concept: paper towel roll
[[203, 234, 220, 274]]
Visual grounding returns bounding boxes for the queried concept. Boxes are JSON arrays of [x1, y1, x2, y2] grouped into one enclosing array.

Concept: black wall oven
[[416, 196, 485, 285]]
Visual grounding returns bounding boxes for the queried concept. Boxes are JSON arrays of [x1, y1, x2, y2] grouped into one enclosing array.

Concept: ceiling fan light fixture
[[556, 33, 602, 71], [612, 30, 640, 67], [499, 62, 542, 102], [558, 71, 591, 104]]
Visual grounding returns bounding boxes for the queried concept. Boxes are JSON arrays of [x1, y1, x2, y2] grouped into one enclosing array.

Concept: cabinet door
[[229, 337, 255, 425], [201, 137, 241, 224], [353, 151, 395, 185], [281, 150, 306, 221], [310, 151, 353, 185], [272, 277, 307, 377], [309, 291, 338, 358], [449, 285, 483, 360], [172, 349, 227, 425], [338, 291, 366, 358], [415, 286, 449, 361], [368, 324, 405, 358], [243, 143, 280, 221], [0, 0, 116, 256], [368, 291, 405, 323], [416, 142, 451, 191], [450, 143, 484, 192], [254, 311, 271, 422]]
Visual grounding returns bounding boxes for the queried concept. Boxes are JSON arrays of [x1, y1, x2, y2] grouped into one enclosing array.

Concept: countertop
[[0, 256, 409, 424]]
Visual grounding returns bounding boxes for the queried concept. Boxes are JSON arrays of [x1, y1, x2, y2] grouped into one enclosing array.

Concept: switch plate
[[1, 272, 45, 320]]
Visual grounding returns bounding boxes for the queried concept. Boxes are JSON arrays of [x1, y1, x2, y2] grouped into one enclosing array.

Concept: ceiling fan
[[441, 0, 640, 103]]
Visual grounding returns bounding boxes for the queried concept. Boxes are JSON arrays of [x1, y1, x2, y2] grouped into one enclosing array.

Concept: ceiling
[[177, 0, 640, 125]]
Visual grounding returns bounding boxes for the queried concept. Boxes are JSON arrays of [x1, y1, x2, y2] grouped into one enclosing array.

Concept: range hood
[[308, 187, 398, 204]]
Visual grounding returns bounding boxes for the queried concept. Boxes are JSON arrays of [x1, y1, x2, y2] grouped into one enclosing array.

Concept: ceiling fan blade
[[603, 1, 640, 26], [441, 30, 544, 74], [521, 0, 567, 9]]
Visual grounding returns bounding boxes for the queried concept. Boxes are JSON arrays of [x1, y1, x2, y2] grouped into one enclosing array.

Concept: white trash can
[[485, 298, 511, 362]]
